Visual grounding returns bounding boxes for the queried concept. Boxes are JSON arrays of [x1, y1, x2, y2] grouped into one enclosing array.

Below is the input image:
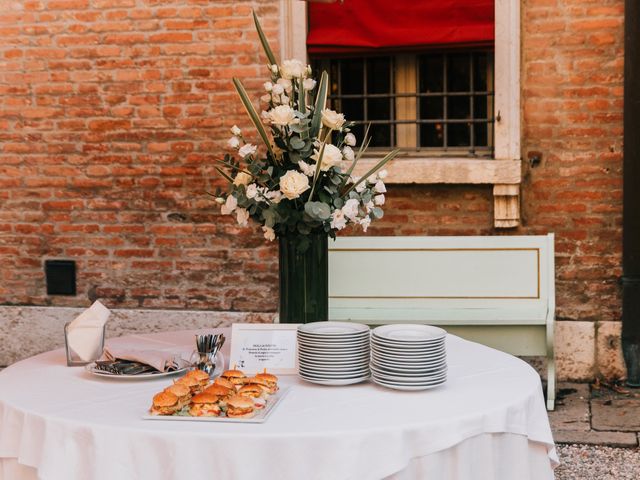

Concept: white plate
[[371, 369, 447, 383], [297, 338, 370, 348], [299, 366, 370, 377], [371, 337, 445, 350], [85, 363, 189, 380], [371, 373, 447, 385], [298, 322, 370, 336], [372, 325, 447, 342], [143, 387, 290, 423], [371, 351, 447, 364], [299, 358, 370, 369], [370, 362, 447, 376], [298, 345, 370, 355], [371, 377, 446, 391], [370, 346, 445, 358], [371, 359, 447, 372], [298, 374, 370, 386], [297, 330, 370, 340]]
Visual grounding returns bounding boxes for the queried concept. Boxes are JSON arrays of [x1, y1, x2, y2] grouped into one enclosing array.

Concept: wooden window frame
[[279, 0, 521, 228]]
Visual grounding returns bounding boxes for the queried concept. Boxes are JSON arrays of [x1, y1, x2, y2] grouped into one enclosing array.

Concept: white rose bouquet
[[214, 13, 399, 251]]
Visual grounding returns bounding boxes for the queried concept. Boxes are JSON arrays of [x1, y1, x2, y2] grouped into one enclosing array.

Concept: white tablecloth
[[0, 330, 558, 480]]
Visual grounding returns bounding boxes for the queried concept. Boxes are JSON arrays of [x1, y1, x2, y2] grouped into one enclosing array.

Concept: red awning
[[307, 0, 494, 54]]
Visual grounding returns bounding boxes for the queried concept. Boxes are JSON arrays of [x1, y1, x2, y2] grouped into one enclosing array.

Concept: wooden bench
[[328, 234, 556, 410]]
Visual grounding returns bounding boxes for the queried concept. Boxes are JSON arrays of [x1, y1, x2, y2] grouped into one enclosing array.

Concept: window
[[313, 51, 494, 156]]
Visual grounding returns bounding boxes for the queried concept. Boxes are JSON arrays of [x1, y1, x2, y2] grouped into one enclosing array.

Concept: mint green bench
[[328, 235, 556, 410]]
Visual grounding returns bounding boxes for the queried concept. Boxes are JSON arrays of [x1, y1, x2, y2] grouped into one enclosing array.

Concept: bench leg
[[546, 322, 556, 411]]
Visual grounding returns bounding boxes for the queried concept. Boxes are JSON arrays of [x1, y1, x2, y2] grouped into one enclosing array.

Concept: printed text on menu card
[[229, 323, 300, 374]]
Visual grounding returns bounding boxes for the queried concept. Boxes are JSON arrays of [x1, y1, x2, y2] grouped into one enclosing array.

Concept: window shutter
[[307, 0, 494, 54]]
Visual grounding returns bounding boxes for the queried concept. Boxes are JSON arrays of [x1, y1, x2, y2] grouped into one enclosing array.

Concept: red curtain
[[307, 0, 494, 54]]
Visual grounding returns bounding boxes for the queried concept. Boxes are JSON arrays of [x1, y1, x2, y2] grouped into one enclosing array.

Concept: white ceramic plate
[[371, 368, 447, 382], [297, 351, 370, 361], [298, 345, 370, 355], [299, 366, 370, 377], [298, 322, 370, 336], [370, 346, 445, 358], [297, 338, 370, 348], [299, 357, 370, 368], [298, 374, 370, 386], [371, 359, 447, 372], [372, 325, 447, 342], [371, 337, 445, 350], [297, 330, 370, 340], [371, 377, 446, 391], [85, 363, 188, 380], [371, 350, 447, 363], [370, 362, 447, 375]]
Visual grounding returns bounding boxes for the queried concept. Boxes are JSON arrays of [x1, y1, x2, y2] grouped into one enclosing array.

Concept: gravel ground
[[555, 444, 640, 479]]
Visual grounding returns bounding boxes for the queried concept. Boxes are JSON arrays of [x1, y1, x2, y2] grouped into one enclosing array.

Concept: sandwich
[[246, 377, 273, 396], [254, 371, 279, 393], [220, 369, 247, 386], [188, 392, 222, 417], [204, 384, 233, 402], [149, 391, 181, 416], [214, 377, 237, 391], [174, 374, 204, 395], [238, 383, 266, 408], [186, 369, 210, 388], [225, 395, 256, 419], [164, 383, 192, 408]]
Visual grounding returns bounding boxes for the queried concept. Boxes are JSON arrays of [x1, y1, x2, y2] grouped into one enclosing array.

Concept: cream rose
[[303, 78, 316, 91], [267, 105, 298, 126], [233, 171, 252, 186], [220, 195, 237, 215], [312, 143, 343, 171], [280, 59, 307, 79], [321, 109, 345, 130], [279, 170, 310, 200]]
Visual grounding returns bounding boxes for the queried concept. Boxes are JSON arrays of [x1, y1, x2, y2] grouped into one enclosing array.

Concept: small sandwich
[[220, 369, 247, 387], [188, 392, 222, 417], [214, 377, 237, 391], [225, 395, 256, 419], [204, 384, 233, 405], [246, 377, 272, 397], [149, 391, 181, 416], [238, 383, 266, 408], [164, 383, 192, 409], [254, 371, 279, 393], [174, 374, 203, 395], [186, 369, 210, 389]]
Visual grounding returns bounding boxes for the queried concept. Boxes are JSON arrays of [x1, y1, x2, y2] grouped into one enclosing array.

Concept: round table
[[0, 330, 558, 480]]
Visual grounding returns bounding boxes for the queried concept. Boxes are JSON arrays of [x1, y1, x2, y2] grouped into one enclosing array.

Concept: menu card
[[229, 323, 300, 374]]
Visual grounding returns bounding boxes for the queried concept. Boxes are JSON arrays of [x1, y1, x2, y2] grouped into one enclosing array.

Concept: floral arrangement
[[214, 13, 398, 250]]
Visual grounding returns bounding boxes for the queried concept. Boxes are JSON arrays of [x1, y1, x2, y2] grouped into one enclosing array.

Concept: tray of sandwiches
[[143, 368, 288, 423]]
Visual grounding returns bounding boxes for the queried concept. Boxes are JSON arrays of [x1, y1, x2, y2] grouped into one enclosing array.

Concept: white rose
[[364, 200, 374, 212], [374, 179, 387, 193], [277, 78, 292, 92], [233, 171, 252, 186], [236, 208, 249, 227], [231, 125, 242, 136], [344, 132, 356, 146], [280, 95, 290, 105], [342, 146, 354, 162], [261, 110, 270, 123], [262, 226, 276, 241], [263, 81, 273, 92], [321, 109, 345, 130], [267, 105, 298, 126], [246, 183, 259, 199], [238, 143, 257, 158], [280, 59, 307, 79], [265, 189, 283, 204], [227, 136, 240, 149], [311, 143, 343, 171], [220, 195, 237, 215], [359, 216, 371, 232], [279, 170, 310, 200], [342, 198, 360, 220], [297, 160, 315, 177], [303, 78, 316, 91], [377, 169, 388, 179], [355, 182, 366, 193], [374, 194, 385, 206], [330, 209, 347, 230], [272, 83, 284, 96]]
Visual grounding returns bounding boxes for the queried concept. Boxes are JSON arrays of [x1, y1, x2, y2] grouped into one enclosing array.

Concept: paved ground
[[551, 382, 640, 479]]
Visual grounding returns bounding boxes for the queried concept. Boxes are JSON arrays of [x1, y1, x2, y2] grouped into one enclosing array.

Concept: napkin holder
[[64, 322, 106, 366]]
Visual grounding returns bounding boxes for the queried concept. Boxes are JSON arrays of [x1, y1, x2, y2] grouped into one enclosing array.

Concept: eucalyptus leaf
[[333, 198, 344, 209], [290, 136, 305, 150], [304, 201, 331, 221], [371, 207, 384, 219]]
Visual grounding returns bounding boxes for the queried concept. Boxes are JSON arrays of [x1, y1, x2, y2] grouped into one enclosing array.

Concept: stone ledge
[[554, 430, 638, 448]]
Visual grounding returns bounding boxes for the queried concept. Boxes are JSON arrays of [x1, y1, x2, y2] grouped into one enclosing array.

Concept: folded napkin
[[66, 300, 110, 362], [101, 346, 191, 373]]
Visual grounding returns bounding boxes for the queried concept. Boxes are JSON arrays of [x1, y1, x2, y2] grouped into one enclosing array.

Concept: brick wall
[[0, 0, 625, 378]]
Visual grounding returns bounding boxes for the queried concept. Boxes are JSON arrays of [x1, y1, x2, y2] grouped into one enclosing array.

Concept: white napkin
[[100, 347, 192, 372], [66, 300, 110, 362]]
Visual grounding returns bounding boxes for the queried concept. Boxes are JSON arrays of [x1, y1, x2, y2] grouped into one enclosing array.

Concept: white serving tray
[[142, 387, 290, 424]]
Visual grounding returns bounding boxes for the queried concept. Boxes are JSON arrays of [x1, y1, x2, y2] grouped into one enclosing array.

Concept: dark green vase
[[278, 232, 328, 324]]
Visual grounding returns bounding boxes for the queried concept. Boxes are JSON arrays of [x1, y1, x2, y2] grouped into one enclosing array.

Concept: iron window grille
[[312, 51, 495, 157]]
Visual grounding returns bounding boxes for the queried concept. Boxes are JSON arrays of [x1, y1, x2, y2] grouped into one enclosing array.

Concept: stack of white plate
[[297, 321, 371, 386], [370, 324, 447, 391]]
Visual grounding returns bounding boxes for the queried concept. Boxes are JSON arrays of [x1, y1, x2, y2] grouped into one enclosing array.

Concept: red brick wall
[[0, 0, 624, 333]]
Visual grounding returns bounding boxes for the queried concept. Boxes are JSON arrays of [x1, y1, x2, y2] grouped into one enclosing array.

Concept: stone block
[[549, 383, 591, 432], [554, 430, 638, 448], [592, 398, 640, 432], [556, 321, 595, 381], [595, 321, 626, 380]]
